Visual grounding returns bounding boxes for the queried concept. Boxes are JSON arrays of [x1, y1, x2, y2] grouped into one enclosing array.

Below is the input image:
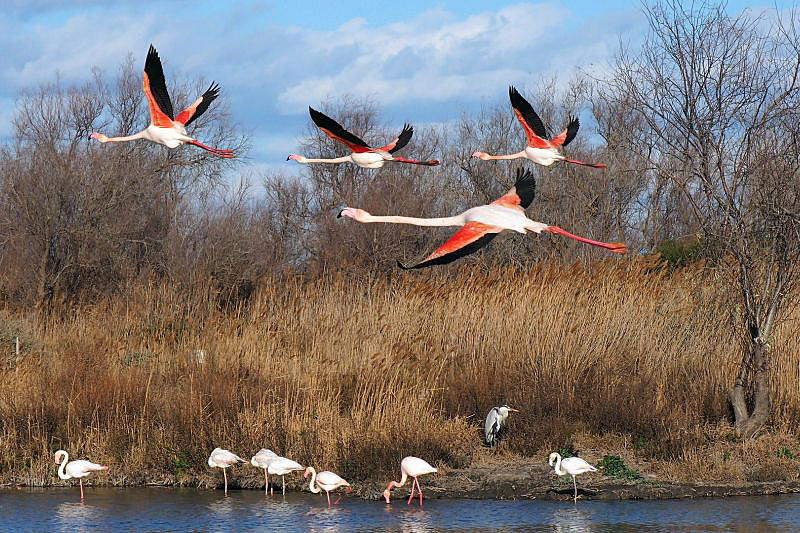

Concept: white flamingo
[[383, 456, 438, 506], [338, 169, 625, 269], [54, 450, 108, 501], [268, 457, 304, 496], [250, 449, 278, 495], [304, 466, 352, 507], [89, 45, 232, 158], [548, 452, 598, 503], [208, 448, 245, 494]]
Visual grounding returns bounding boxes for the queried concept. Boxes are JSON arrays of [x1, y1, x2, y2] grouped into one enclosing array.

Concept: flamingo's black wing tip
[[396, 260, 412, 270]]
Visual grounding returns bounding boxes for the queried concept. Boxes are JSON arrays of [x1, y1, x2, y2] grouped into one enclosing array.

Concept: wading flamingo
[[208, 448, 245, 494], [472, 87, 605, 168], [250, 449, 278, 495], [89, 45, 233, 158], [548, 452, 598, 503], [383, 456, 437, 506], [54, 450, 108, 501], [304, 466, 352, 507], [287, 107, 438, 168], [268, 457, 304, 496], [484, 405, 519, 448], [338, 168, 626, 269]]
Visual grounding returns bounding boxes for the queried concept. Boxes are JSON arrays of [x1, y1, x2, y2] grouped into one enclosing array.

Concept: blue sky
[[0, 1, 783, 176]]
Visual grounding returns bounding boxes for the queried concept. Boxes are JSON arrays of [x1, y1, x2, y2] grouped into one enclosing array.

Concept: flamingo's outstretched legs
[[188, 140, 234, 158]]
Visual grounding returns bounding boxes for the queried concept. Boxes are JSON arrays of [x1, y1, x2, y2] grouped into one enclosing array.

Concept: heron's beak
[[510, 408, 520, 412]]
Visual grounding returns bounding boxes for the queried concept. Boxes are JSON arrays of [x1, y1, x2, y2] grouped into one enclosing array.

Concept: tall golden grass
[[1, 259, 798, 487]]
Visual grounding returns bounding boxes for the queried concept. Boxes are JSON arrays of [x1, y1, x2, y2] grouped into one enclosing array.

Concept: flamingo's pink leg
[[187, 140, 234, 158], [223, 468, 228, 495], [79, 479, 84, 500], [264, 468, 269, 496], [407, 478, 416, 504], [417, 478, 423, 506], [326, 490, 332, 507]]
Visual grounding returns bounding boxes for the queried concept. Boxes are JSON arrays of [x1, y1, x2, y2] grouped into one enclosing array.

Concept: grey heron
[[484, 405, 519, 448]]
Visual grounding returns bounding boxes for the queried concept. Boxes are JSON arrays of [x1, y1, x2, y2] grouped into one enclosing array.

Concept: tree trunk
[[729, 340, 771, 437]]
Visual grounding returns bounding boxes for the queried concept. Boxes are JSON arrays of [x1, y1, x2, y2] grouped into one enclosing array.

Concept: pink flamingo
[[287, 107, 438, 168], [250, 449, 278, 495], [304, 466, 352, 507], [472, 86, 605, 168], [90, 45, 233, 158], [54, 450, 108, 501], [338, 168, 626, 269], [383, 456, 437, 506]]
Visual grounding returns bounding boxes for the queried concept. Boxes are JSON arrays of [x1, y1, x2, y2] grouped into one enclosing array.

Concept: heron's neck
[[364, 214, 463, 227]]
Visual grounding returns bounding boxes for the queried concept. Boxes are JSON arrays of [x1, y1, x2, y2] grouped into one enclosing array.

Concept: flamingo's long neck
[[307, 468, 320, 494], [363, 214, 464, 227], [484, 151, 526, 160], [102, 131, 147, 142], [57, 452, 70, 480], [553, 455, 565, 476], [388, 470, 408, 491], [301, 156, 352, 164]]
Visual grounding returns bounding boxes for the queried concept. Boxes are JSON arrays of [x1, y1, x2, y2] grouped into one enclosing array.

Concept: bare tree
[[601, 1, 800, 435]]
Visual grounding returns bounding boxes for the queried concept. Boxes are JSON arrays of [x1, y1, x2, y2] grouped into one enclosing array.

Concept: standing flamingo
[[472, 87, 605, 168], [383, 456, 438, 506], [304, 466, 352, 507], [89, 45, 233, 158], [287, 107, 438, 168], [250, 449, 278, 495], [337, 168, 625, 269], [548, 452, 598, 503], [268, 457, 304, 496], [208, 448, 245, 494], [54, 450, 108, 501]]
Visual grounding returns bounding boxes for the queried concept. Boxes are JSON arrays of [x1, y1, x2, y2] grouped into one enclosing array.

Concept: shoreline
[[7, 457, 800, 502]]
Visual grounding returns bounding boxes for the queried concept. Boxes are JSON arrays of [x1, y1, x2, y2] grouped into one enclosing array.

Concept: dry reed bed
[[1, 260, 799, 488]]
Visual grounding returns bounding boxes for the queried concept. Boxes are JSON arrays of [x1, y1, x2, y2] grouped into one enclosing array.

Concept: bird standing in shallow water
[[89, 45, 233, 158], [287, 107, 438, 168], [549, 452, 598, 503], [472, 86, 605, 169], [484, 405, 519, 448], [383, 456, 438, 506], [304, 466, 352, 507], [54, 450, 108, 501], [268, 456, 304, 496], [250, 449, 278, 495], [338, 168, 626, 269], [208, 448, 246, 494]]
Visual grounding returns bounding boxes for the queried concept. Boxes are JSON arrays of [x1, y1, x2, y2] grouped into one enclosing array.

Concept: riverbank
[[2, 263, 800, 502]]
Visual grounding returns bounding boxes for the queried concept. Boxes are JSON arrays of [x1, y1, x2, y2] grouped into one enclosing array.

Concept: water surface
[[2, 487, 799, 532]]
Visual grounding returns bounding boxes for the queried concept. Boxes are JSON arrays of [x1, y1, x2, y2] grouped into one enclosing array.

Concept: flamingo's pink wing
[[492, 169, 536, 210], [309, 107, 372, 153], [550, 116, 580, 147], [175, 83, 220, 127], [143, 45, 174, 128], [398, 221, 502, 269], [508, 86, 550, 149], [377, 124, 412, 153]]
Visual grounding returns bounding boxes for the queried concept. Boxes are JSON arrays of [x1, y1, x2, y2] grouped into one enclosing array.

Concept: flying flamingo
[[287, 107, 438, 168], [208, 448, 245, 494], [383, 456, 438, 506], [250, 449, 278, 495], [548, 452, 598, 503], [54, 450, 108, 501], [472, 86, 605, 169], [268, 457, 304, 496], [337, 168, 626, 269], [304, 466, 352, 507], [89, 45, 233, 158]]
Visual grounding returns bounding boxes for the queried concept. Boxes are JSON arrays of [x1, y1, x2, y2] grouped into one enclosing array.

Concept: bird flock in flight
[[59, 44, 615, 505]]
